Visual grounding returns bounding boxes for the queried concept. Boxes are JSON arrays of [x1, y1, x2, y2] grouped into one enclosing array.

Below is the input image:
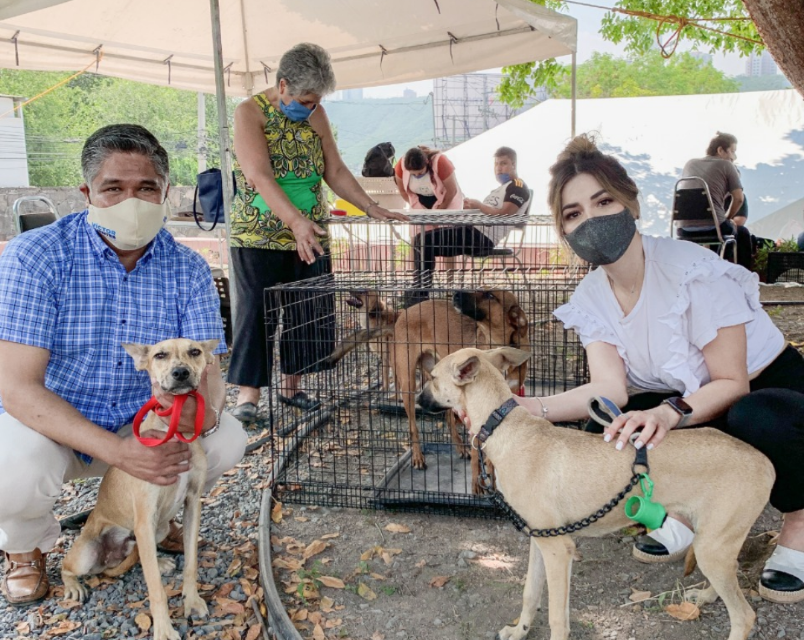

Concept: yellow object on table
[[333, 198, 365, 217]]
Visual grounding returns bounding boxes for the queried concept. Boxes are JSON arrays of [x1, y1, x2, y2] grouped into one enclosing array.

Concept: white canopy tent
[[750, 196, 804, 242], [0, 0, 577, 277], [0, 0, 577, 96], [447, 89, 804, 240]]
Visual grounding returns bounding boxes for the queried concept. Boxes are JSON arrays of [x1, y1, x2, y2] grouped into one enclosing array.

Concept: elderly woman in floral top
[[229, 42, 407, 420]]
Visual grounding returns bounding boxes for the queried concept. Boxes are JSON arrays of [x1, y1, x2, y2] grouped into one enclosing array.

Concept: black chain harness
[[475, 398, 649, 538]]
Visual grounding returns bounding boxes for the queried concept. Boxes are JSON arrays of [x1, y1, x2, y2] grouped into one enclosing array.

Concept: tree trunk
[[742, 0, 804, 98]]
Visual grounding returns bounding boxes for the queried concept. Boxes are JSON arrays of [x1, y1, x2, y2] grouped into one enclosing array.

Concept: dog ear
[[452, 354, 481, 385], [485, 347, 530, 372], [507, 306, 528, 338], [122, 343, 151, 371], [200, 339, 220, 363]]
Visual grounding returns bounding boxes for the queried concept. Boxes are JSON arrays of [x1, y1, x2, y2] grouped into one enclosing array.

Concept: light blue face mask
[[496, 173, 512, 184], [411, 172, 429, 179], [279, 98, 316, 122]]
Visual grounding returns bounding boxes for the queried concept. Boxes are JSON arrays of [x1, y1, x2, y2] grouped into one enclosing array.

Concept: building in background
[[0, 95, 29, 188], [341, 88, 364, 101], [689, 51, 713, 65], [403, 88, 417, 98], [745, 50, 778, 77], [432, 73, 543, 149]]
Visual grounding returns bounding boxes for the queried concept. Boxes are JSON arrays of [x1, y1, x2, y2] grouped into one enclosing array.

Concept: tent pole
[[571, 52, 576, 138], [208, 0, 237, 307]]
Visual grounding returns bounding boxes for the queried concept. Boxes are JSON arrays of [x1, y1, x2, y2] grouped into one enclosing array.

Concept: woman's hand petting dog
[[114, 434, 191, 486], [603, 404, 682, 451]]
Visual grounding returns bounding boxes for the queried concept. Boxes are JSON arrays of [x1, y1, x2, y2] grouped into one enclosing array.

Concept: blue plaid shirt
[[0, 211, 226, 461]]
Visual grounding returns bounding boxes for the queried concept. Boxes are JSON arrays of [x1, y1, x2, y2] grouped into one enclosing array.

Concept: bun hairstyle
[[548, 134, 640, 239], [706, 131, 737, 157]]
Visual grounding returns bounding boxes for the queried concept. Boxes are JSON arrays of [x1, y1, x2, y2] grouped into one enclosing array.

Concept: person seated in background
[[402, 146, 530, 307], [679, 132, 752, 270]]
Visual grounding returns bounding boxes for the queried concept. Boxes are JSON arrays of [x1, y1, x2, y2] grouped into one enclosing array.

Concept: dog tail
[[326, 326, 395, 365], [683, 545, 697, 577]]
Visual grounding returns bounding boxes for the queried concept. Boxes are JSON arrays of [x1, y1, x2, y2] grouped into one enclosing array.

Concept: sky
[[361, 4, 748, 98]]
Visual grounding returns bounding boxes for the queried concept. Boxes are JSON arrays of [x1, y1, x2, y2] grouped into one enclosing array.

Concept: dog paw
[[62, 580, 87, 603], [183, 593, 209, 619], [152, 621, 181, 640], [158, 556, 176, 576], [411, 453, 427, 470], [685, 584, 719, 606], [497, 625, 528, 640]]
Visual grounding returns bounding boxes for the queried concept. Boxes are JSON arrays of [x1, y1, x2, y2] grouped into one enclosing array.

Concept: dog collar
[[476, 398, 519, 444], [132, 390, 206, 447]]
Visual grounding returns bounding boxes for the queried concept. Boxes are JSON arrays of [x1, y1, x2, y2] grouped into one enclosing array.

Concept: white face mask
[[87, 197, 169, 251]]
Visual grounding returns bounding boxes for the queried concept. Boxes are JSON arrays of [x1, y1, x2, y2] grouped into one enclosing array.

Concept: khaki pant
[[0, 411, 248, 554]]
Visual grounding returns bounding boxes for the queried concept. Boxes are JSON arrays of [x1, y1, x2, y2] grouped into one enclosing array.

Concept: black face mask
[[563, 208, 637, 266]]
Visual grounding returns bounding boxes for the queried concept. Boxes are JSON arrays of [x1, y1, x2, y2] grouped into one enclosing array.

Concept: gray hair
[[81, 124, 170, 188], [276, 43, 337, 97]]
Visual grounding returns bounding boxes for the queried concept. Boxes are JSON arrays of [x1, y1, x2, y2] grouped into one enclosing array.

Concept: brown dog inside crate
[[344, 290, 400, 397], [392, 289, 529, 476], [328, 288, 529, 491]]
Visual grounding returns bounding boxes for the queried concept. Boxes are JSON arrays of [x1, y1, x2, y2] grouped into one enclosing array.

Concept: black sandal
[[278, 391, 321, 412]]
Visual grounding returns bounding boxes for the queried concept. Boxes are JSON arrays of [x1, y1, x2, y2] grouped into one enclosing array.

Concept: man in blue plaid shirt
[[0, 124, 247, 606]]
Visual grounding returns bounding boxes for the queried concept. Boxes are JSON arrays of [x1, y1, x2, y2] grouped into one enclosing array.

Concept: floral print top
[[230, 93, 328, 250]]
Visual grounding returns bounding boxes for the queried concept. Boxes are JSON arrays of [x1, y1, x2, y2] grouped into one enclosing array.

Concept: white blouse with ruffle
[[554, 235, 784, 397]]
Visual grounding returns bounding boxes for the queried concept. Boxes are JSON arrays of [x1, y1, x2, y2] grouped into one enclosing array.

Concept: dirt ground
[[269, 284, 804, 640]]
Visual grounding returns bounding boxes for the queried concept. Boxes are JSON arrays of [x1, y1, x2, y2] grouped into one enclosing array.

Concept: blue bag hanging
[[193, 168, 235, 231]]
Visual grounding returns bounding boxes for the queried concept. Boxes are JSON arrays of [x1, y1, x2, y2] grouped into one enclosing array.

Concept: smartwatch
[[661, 396, 693, 428]]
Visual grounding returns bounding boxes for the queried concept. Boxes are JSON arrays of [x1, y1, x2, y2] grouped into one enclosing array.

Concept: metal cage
[[264, 268, 588, 518]]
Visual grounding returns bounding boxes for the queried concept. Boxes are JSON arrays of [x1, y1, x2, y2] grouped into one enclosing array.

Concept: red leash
[[132, 390, 206, 447]]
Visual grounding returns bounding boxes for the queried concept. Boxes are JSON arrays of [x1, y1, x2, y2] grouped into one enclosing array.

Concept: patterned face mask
[[564, 208, 637, 266]]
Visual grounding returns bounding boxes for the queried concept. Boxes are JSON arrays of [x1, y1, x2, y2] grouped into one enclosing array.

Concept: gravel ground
[[0, 381, 276, 640], [1, 283, 802, 640]]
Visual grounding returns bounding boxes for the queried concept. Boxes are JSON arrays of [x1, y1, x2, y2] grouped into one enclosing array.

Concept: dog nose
[[171, 366, 190, 382]]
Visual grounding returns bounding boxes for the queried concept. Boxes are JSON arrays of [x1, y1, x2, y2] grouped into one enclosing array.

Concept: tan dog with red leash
[[61, 338, 219, 640]]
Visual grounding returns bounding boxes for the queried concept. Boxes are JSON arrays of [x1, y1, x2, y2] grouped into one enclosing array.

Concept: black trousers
[[584, 346, 804, 513], [228, 248, 335, 389], [410, 226, 495, 290], [678, 220, 752, 271]]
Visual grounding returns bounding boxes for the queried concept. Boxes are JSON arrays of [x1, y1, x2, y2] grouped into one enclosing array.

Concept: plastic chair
[[13, 196, 60, 234], [466, 189, 534, 273], [671, 177, 737, 264]]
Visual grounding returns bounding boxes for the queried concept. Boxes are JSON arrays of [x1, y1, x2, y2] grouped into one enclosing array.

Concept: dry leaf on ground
[[134, 612, 152, 632], [312, 623, 326, 640], [429, 575, 451, 588], [357, 582, 377, 600], [665, 601, 701, 621], [303, 540, 329, 560], [384, 523, 411, 533], [319, 575, 345, 589], [629, 589, 652, 603]]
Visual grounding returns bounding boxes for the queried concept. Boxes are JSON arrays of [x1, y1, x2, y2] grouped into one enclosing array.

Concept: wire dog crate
[[264, 267, 588, 517]]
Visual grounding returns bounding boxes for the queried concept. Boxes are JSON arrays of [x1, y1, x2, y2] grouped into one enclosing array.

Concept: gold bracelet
[[533, 397, 549, 419]]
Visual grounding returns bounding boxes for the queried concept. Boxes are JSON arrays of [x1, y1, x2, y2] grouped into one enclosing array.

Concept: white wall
[[0, 97, 29, 188]]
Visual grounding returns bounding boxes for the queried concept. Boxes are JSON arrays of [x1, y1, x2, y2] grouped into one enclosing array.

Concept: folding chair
[[13, 196, 60, 234], [670, 177, 737, 264], [468, 189, 534, 273]]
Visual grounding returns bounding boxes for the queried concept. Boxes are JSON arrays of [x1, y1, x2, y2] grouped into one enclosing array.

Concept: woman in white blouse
[[515, 135, 804, 604]]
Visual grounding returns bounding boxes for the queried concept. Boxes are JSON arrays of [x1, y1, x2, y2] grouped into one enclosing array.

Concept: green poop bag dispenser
[[624, 474, 666, 530]]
